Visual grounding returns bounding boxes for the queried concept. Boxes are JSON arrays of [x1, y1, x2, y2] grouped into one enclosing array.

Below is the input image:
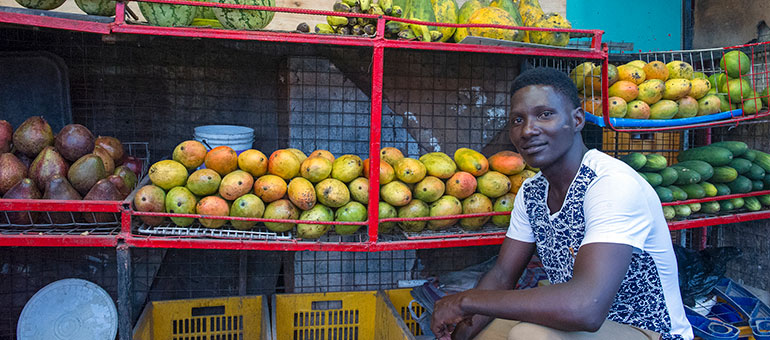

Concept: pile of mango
[[620, 141, 770, 220], [309, 0, 571, 46], [134, 142, 535, 239], [573, 50, 768, 120]]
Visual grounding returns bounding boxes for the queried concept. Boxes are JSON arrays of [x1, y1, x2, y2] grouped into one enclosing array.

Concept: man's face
[[508, 85, 582, 170]]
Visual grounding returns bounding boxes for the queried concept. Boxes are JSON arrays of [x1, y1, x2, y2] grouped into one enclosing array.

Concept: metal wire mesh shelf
[[136, 222, 291, 241], [381, 224, 507, 241]]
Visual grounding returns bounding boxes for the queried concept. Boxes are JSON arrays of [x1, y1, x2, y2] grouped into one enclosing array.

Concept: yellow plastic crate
[[272, 290, 416, 340], [133, 295, 270, 340], [386, 289, 426, 337]]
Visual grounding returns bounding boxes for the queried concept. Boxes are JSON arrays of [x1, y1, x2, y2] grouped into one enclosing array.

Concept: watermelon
[[213, 0, 275, 30], [14, 0, 65, 10], [139, 0, 199, 27], [75, 0, 116, 16]]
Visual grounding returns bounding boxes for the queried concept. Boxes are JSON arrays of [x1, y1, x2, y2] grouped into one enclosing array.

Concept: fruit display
[[307, 0, 572, 46], [573, 50, 767, 120], [621, 141, 770, 220], [137, 142, 535, 239], [0, 117, 143, 224]]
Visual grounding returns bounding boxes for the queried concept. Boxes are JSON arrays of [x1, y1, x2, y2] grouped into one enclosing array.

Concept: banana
[[333, 2, 351, 12], [351, 25, 364, 35], [429, 30, 443, 42], [337, 26, 352, 35], [390, 5, 402, 17], [363, 24, 376, 35], [379, 0, 392, 15], [296, 22, 310, 33], [368, 3, 384, 16], [360, 0, 371, 11], [397, 29, 416, 40], [327, 15, 349, 27], [341, 0, 358, 7], [385, 20, 407, 35], [315, 23, 335, 34], [410, 24, 431, 42]]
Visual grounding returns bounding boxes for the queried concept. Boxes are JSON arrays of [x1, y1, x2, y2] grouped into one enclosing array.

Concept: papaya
[[569, 62, 595, 93], [489, 0, 525, 41], [518, 0, 543, 26], [431, 0, 459, 42], [454, 0, 486, 43], [467, 7, 518, 41], [405, 0, 438, 42], [529, 12, 571, 46]]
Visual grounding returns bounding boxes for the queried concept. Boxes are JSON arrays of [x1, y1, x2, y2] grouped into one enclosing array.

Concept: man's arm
[[432, 241, 634, 338], [432, 237, 536, 339]]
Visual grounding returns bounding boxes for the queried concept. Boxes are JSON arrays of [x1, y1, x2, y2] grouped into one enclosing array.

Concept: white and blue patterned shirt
[[506, 149, 693, 340]]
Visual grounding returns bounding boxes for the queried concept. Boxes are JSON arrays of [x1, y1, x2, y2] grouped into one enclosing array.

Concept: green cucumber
[[747, 164, 766, 180], [642, 172, 663, 187], [728, 197, 744, 209], [714, 183, 732, 196], [742, 149, 758, 162], [673, 167, 701, 185], [744, 196, 762, 211], [659, 167, 679, 186], [677, 146, 733, 166], [667, 185, 688, 201], [655, 186, 674, 203], [674, 204, 691, 217], [710, 141, 748, 157], [711, 166, 739, 183], [727, 175, 752, 194], [641, 153, 668, 171], [758, 194, 770, 206], [662, 206, 676, 220], [621, 152, 647, 170], [681, 183, 706, 199], [674, 160, 713, 181], [753, 180, 764, 192], [689, 202, 701, 213], [700, 182, 718, 197], [719, 200, 735, 211], [701, 201, 721, 214], [728, 158, 752, 174], [753, 150, 770, 172]]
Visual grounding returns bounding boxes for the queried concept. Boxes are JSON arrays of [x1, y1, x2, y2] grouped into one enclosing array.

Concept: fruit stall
[[1, 0, 770, 338]]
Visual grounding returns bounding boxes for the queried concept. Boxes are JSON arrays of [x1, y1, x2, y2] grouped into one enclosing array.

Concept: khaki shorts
[[474, 318, 661, 340]]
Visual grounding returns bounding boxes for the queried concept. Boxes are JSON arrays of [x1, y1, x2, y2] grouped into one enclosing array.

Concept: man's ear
[[573, 107, 586, 132]]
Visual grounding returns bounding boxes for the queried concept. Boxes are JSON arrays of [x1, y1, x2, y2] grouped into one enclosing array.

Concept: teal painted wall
[[567, 1, 683, 52]]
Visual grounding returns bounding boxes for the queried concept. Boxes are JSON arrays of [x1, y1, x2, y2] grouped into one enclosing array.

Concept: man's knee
[[507, 322, 561, 340]]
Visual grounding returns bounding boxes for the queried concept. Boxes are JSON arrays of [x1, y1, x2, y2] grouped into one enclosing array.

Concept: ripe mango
[[666, 60, 693, 80], [607, 97, 628, 118], [196, 196, 230, 229], [488, 150, 525, 175], [348, 177, 369, 204], [689, 78, 712, 99], [445, 171, 477, 199], [238, 149, 268, 178], [204, 146, 238, 176], [363, 158, 395, 185], [288, 177, 317, 211], [300, 156, 332, 183], [296, 204, 333, 239], [663, 79, 692, 100], [394, 158, 427, 183], [637, 79, 665, 105], [608, 80, 639, 102], [491, 192, 515, 227], [380, 147, 404, 166], [268, 149, 300, 180], [509, 169, 536, 193], [308, 149, 335, 163], [643, 61, 669, 81], [569, 62, 595, 93], [460, 193, 493, 230], [149, 160, 188, 191], [334, 201, 366, 235], [263, 199, 299, 232], [675, 96, 698, 118], [315, 178, 350, 208], [414, 176, 446, 203], [476, 171, 511, 198], [589, 64, 618, 92], [186, 168, 221, 196], [172, 140, 207, 171], [419, 152, 457, 179], [625, 100, 651, 119], [454, 148, 488, 176], [581, 97, 602, 116], [378, 202, 398, 234], [331, 154, 364, 183], [649, 100, 679, 119], [428, 195, 462, 230], [219, 170, 254, 200], [133, 184, 166, 226], [397, 199, 430, 232], [165, 186, 197, 227], [697, 94, 722, 116], [253, 174, 287, 203], [617, 65, 646, 85], [626, 60, 646, 69], [380, 180, 412, 207], [230, 194, 264, 230], [286, 148, 307, 164]]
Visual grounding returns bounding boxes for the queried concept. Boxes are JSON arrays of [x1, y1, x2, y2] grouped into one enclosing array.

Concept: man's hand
[[431, 291, 473, 338]]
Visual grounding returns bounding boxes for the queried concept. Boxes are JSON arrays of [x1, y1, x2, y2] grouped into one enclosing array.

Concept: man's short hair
[[510, 67, 581, 109]]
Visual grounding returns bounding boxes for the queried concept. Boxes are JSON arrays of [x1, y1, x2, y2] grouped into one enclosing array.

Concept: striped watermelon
[[139, 0, 198, 27], [14, 0, 66, 10], [212, 0, 275, 30], [75, 0, 116, 16]]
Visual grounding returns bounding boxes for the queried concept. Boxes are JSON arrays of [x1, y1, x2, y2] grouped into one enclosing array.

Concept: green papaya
[[454, 0, 486, 43], [490, 0, 525, 41]]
